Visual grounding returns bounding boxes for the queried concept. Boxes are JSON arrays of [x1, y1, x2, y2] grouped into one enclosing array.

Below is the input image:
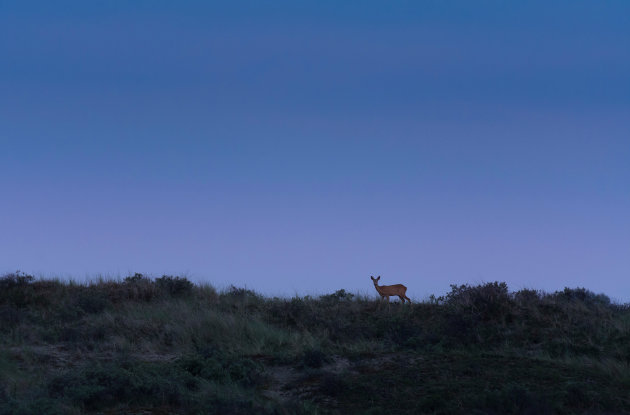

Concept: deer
[[370, 275, 411, 304]]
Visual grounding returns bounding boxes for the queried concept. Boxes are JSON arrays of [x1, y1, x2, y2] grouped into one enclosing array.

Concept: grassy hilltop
[[1, 272, 630, 414]]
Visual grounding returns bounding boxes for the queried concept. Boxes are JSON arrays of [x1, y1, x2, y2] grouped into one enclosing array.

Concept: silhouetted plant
[[2, 276, 630, 414], [224, 285, 260, 300], [445, 282, 511, 321], [0, 271, 34, 289], [513, 288, 541, 305], [0, 271, 36, 307], [320, 289, 355, 302], [155, 275, 194, 296], [123, 272, 151, 284], [553, 287, 611, 306]]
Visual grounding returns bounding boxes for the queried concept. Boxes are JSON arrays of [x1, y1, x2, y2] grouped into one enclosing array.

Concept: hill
[[1, 272, 629, 414]]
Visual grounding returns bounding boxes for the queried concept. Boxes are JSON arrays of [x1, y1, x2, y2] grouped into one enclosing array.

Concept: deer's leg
[[403, 295, 411, 303]]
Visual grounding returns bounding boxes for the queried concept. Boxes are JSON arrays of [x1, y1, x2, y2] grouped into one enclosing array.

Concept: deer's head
[[370, 275, 381, 287]]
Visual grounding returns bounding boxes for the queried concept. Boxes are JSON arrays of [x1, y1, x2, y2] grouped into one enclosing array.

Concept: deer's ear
[[377, 276, 381, 280]]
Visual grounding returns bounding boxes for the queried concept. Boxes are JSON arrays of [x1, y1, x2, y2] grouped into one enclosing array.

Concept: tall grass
[[2, 271, 630, 414]]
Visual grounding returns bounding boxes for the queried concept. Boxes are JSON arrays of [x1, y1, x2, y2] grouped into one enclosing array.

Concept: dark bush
[[445, 282, 512, 321], [376, 314, 419, 346], [0, 305, 22, 331], [48, 361, 194, 410], [180, 355, 226, 381], [320, 289, 355, 302], [179, 353, 263, 387], [553, 287, 611, 306], [155, 275, 194, 296], [113, 274, 160, 302], [264, 297, 311, 329], [123, 273, 151, 284], [74, 291, 111, 314], [0, 272, 34, 290], [0, 272, 35, 307], [513, 288, 541, 305], [224, 285, 261, 301], [228, 358, 264, 386]]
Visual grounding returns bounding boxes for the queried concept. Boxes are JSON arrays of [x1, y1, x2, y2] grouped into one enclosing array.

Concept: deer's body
[[371, 275, 411, 303]]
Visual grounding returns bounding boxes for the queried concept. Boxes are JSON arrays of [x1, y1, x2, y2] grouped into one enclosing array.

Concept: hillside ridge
[[1, 272, 629, 414]]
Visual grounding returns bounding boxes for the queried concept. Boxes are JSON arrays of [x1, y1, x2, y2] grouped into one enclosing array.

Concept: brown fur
[[370, 275, 411, 303]]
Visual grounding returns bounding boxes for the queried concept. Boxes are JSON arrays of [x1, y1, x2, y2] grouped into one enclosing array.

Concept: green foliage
[[1, 275, 630, 414], [48, 360, 195, 410], [179, 351, 264, 387]]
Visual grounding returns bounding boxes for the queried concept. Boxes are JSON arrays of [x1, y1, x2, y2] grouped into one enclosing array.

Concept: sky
[[1, 1, 629, 300]]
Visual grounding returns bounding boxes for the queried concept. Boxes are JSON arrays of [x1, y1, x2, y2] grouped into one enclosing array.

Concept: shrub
[[0, 271, 34, 290], [513, 288, 541, 306], [445, 282, 511, 322], [179, 353, 263, 387], [224, 285, 261, 301], [0, 305, 22, 331], [179, 355, 226, 382], [48, 361, 195, 410], [320, 289, 355, 302], [0, 272, 35, 307], [123, 273, 151, 284], [376, 314, 419, 346], [113, 274, 160, 302], [227, 358, 264, 386], [155, 275, 194, 297], [73, 290, 111, 314], [553, 287, 611, 306]]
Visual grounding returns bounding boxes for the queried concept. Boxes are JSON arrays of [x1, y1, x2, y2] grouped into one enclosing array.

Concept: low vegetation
[[1, 272, 629, 414]]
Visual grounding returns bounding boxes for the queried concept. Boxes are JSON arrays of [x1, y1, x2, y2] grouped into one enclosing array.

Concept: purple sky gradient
[[1, 1, 629, 300]]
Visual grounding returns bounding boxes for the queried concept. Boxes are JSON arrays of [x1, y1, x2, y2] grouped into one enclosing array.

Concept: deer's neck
[[374, 284, 384, 295]]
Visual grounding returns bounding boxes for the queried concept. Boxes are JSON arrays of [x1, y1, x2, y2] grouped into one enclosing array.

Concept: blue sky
[[1, 1, 629, 299]]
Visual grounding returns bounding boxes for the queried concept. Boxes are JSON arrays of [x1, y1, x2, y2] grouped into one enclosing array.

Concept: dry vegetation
[[1, 272, 630, 414]]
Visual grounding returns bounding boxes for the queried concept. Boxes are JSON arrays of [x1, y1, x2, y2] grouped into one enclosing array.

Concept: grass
[[1, 272, 630, 414]]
